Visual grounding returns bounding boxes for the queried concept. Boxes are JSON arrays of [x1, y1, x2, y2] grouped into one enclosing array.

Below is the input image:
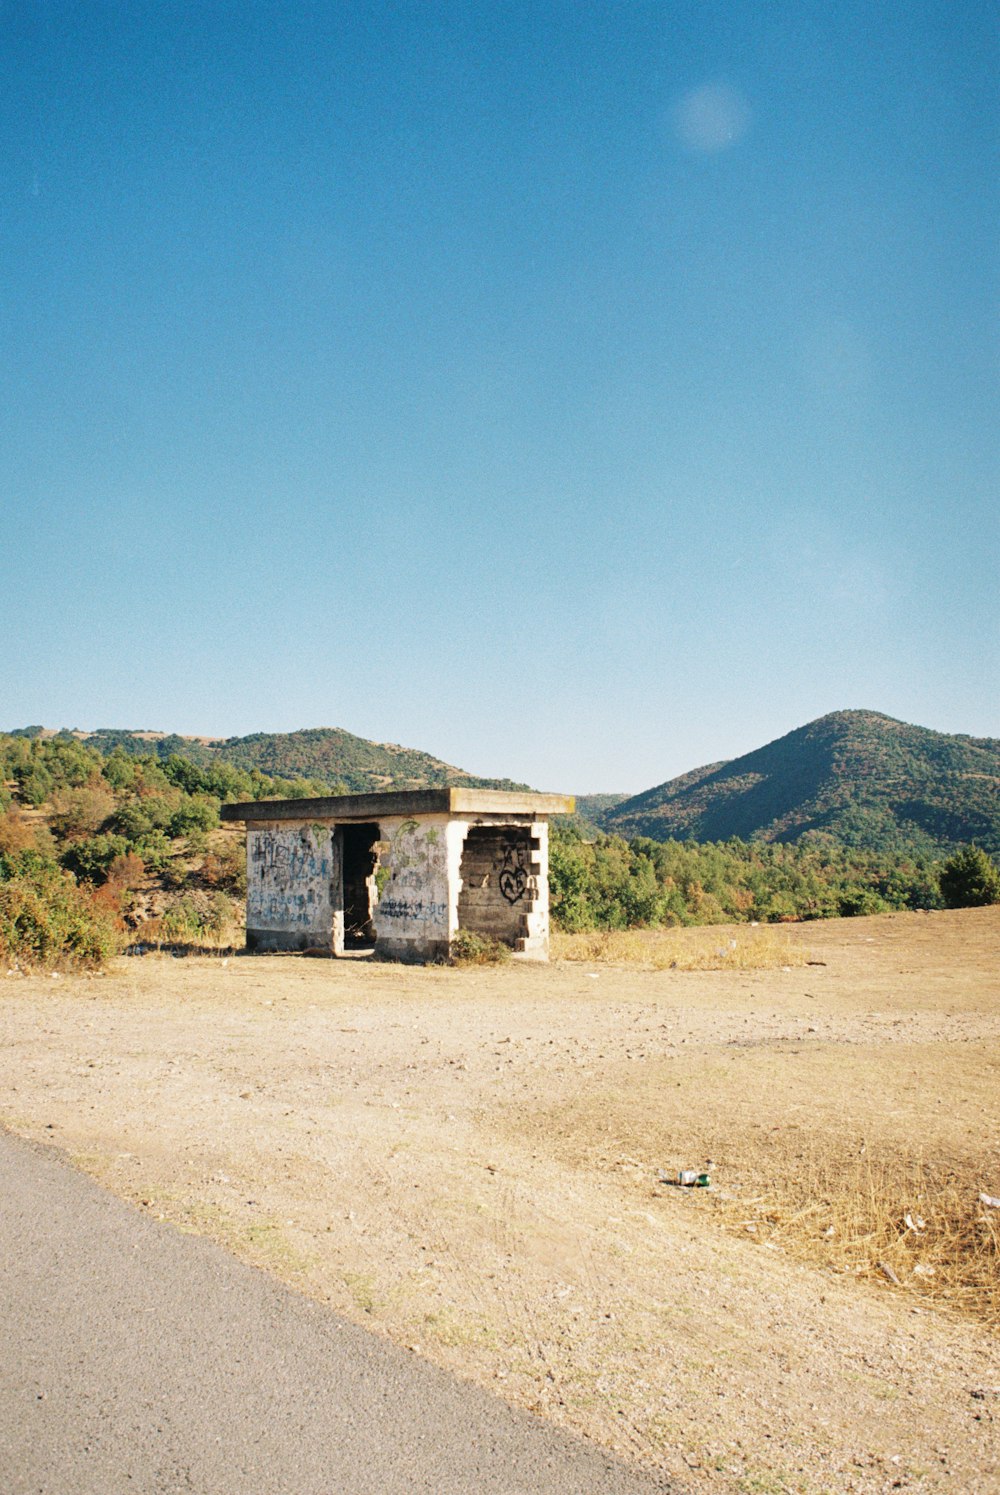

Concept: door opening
[[341, 822, 380, 950], [457, 824, 537, 951]]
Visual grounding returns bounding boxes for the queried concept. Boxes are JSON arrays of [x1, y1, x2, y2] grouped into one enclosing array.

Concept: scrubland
[[2, 907, 998, 1494]]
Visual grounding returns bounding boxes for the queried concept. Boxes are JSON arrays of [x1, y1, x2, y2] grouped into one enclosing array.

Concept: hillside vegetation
[[0, 733, 281, 966], [0, 727, 528, 968], [3, 719, 997, 967], [602, 710, 1000, 857], [11, 724, 528, 795], [549, 821, 944, 929]]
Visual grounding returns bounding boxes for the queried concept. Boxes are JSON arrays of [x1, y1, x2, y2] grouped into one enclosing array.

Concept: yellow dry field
[[2, 907, 998, 1495]]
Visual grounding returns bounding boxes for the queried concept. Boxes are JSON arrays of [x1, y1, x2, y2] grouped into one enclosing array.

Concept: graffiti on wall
[[250, 829, 329, 888], [378, 897, 448, 925], [253, 891, 319, 927], [248, 827, 331, 931], [375, 818, 450, 939], [498, 843, 529, 904]]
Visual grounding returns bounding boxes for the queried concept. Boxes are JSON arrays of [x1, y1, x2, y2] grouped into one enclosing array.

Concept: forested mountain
[[10, 726, 527, 794], [11, 710, 999, 856], [573, 792, 629, 828], [602, 711, 1000, 857]]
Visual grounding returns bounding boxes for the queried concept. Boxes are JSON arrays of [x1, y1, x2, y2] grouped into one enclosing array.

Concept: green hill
[[212, 727, 531, 793], [603, 711, 1000, 857], [571, 792, 630, 832], [13, 725, 529, 795]]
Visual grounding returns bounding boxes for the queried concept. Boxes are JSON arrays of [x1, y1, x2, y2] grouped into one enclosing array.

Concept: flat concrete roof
[[220, 788, 575, 824]]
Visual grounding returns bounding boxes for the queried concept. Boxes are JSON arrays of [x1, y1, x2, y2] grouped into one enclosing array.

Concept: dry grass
[[527, 1025, 1000, 1326], [711, 1147, 1000, 1326], [3, 908, 999, 1494], [552, 924, 808, 971], [128, 922, 242, 955]]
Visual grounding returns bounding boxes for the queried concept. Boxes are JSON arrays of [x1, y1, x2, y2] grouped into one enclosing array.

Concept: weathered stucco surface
[[522, 820, 550, 957], [246, 821, 338, 952], [373, 815, 455, 962]]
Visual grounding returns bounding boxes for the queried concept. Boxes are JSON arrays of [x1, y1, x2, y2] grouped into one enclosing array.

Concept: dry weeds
[[552, 924, 808, 970], [715, 1149, 1000, 1324]]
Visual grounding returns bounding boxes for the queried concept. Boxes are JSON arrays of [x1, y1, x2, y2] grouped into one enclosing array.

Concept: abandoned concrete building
[[219, 788, 574, 963]]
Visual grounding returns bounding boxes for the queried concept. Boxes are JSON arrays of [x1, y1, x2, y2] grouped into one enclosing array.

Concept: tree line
[[1, 733, 997, 967], [548, 821, 998, 930]]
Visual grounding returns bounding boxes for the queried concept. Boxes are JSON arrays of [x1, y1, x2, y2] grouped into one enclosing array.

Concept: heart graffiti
[[498, 847, 528, 904]]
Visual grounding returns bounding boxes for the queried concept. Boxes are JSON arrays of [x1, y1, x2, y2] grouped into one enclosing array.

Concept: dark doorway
[[341, 822, 380, 949]]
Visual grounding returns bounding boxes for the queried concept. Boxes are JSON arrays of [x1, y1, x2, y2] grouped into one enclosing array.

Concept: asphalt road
[[0, 1129, 679, 1495]]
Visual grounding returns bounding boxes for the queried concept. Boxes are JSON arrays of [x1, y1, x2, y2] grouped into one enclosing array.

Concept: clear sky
[[2, 1, 996, 792]]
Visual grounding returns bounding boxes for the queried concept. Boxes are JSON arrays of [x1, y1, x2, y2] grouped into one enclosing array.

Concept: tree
[[938, 845, 1000, 908]]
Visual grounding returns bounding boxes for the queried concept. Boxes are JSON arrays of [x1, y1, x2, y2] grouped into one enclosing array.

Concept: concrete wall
[[242, 812, 551, 962], [246, 821, 339, 952], [518, 820, 550, 959], [372, 814, 457, 962]]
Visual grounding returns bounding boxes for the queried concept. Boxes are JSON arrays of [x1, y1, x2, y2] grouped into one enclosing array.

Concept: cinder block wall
[[456, 821, 548, 956]]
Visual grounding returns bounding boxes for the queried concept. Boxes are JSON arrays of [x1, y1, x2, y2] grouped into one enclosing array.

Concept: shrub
[[101, 749, 138, 790], [450, 930, 511, 965], [132, 830, 173, 873], [106, 852, 146, 893], [153, 891, 237, 946], [199, 840, 247, 896], [938, 845, 1000, 908], [112, 795, 176, 839], [14, 761, 54, 806], [0, 807, 40, 857], [549, 838, 592, 931], [49, 785, 116, 839], [167, 795, 220, 837], [160, 853, 191, 889], [61, 833, 131, 883], [0, 868, 123, 966], [838, 888, 890, 917]]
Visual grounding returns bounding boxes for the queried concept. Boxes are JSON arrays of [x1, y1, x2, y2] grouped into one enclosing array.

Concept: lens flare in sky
[[673, 83, 751, 153]]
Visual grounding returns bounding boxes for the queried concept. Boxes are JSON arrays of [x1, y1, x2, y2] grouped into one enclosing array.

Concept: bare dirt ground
[[2, 907, 998, 1495]]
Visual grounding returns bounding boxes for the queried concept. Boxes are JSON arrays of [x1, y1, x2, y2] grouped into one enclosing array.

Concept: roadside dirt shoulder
[[1, 907, 998, 1494]]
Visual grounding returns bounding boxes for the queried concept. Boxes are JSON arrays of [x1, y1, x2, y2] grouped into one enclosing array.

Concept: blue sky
[[2, 1, 996, 791]]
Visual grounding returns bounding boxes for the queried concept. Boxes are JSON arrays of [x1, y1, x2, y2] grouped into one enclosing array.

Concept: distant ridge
[[602, 711, 1000, 857], [10, 725, 530, 796]]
